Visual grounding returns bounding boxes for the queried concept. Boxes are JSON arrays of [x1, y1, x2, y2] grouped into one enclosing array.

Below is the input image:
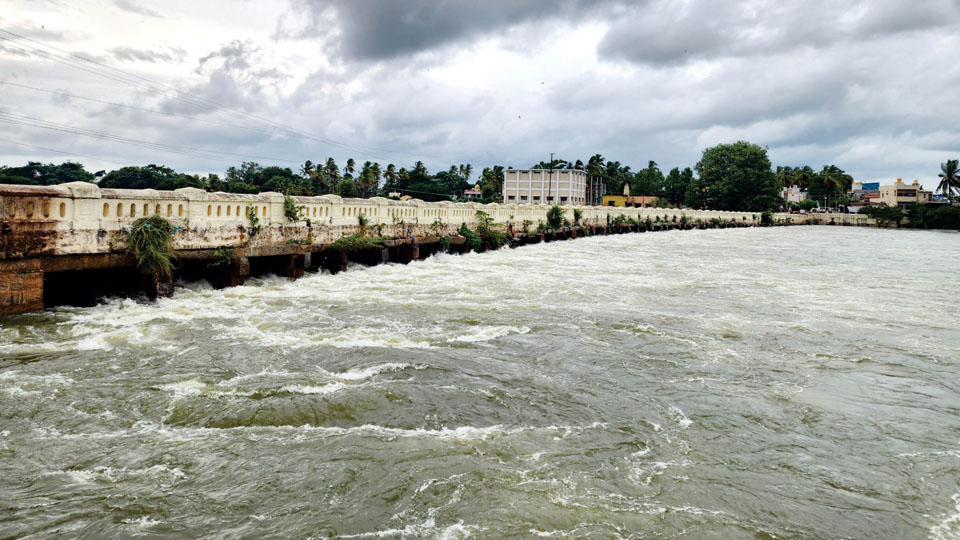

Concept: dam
[[0, 182, 873, 314]]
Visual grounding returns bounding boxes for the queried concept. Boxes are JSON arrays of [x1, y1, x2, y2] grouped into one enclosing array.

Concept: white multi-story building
[[503, 169, 588, 205]]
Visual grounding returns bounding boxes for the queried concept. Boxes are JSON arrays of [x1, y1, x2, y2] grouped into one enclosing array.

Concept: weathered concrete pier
[[0, 182, 873, 314]]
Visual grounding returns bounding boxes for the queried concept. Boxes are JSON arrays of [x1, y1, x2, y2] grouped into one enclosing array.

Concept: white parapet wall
[[0, 181, 872, 257]]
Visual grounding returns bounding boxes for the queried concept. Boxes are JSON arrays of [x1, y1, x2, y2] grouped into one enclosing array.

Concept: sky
[[1, 0, 959, 185]]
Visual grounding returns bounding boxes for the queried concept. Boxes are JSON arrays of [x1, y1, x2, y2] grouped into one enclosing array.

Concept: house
[[602, 194, 627, 207], [503, 169, 587, 205], [878, 179, 932, 209], [462, 185, 482, 200]]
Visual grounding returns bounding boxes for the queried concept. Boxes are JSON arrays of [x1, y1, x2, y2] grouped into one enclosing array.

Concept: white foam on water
[[216, 370, 298, 387], [668, 406, 694, 429], [326, 363, 425, 381], [122, 516, 163, 528], [0, 371, 74, 385], [279, 382, 347, 395], [447, 325, 530, 343], [44, 464, 186, 485], [529, 529, 566, 537], [930, 493, 960, 540], [2, 386, 41, 397], [332, 519, 479, 540], [157, 379, 207, 399]]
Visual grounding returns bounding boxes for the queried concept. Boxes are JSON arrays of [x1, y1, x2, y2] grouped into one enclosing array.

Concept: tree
[[335, 178, 357, 198], [692, 141, 780, 211], [99, 164, 201, 190], [631, 160, 664, 196], [480, 184, 496, 202], [383, 163, 398, 191], [807, 165, 853, 209], [938, 159, 959, 199], [662, 167, 692, 207], [344, 158, 355, 178], [479, 166, 505, 197], [0, 161, 95, 185]]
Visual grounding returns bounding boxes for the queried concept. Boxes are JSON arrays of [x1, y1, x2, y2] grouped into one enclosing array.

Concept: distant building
[[503, 169, 587, 205], [602, 194, 627, 207], [849, 181, 880, 203], [878, 179, 932, 209], [783, 187, 808, 203], [462, 185, 482, 200]]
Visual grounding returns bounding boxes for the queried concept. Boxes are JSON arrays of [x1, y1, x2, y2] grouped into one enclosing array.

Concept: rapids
[[1, 226, 958, 539]]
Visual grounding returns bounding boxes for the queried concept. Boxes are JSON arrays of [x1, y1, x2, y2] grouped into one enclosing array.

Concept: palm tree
[[775, 166, 795, 188], [383, 164, 397, 190], [938, 159, 959, 199], [370, 162, 382, 196], [344, 158, 355, 178], [794, 166, 815, 189]]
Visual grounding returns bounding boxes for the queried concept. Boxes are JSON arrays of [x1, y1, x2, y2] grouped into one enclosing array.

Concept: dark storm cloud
[[289, 0, 617, 60], [597, 0, 960, 65]]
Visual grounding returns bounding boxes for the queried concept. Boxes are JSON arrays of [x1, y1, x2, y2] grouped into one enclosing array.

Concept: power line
[[0, 137, 128, 167], [0, 29, 461, 164], [0, 111, 303, 165]]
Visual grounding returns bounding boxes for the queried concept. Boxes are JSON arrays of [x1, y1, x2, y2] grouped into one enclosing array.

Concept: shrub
[[522, 219, 532, 234], [207, 246, 234, 268], [760, 211, 773, 226], [924, 205, 960, 230], [546, 205, 564, 229], [358, 213, 369, 228], [246, 204, 262, 237], [283, 194, 303, 223], [127, 215, 176, 279], [325, 233, 385, 253], [859, 205, 904, 227], [459, 223, 482, 252], [573, 208, 583, 225]]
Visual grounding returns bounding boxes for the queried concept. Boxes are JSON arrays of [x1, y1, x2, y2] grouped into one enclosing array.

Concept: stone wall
[[1, 182, 785, 259]]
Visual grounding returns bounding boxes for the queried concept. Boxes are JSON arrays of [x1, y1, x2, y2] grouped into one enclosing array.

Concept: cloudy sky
[[1, 0, 959, 184]]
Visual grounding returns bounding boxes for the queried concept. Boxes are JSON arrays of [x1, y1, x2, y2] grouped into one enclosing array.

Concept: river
[[1, 226, 958, 539]]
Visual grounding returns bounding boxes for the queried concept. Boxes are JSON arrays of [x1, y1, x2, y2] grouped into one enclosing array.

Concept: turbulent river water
[[1, 227, 959, 539]]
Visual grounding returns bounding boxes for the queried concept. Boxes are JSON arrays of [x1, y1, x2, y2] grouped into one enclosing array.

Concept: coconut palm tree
[[938, 159, 959, 199], [344, 158, 355, 178], [383, 164, 397, 190], [370, 162, 382, 196], [794, 166, 815, 189]]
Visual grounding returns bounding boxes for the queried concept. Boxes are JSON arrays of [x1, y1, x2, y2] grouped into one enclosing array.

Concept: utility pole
[[547, 152, 554, 205]]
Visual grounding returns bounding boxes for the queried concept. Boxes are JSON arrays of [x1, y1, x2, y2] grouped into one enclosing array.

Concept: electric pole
[[547, 152, 554, 205]]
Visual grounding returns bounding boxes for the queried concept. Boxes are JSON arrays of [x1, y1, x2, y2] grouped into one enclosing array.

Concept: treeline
[[0, 159, 507, 203], [9, 141, 945, 216], [859, 204, 960, 230], [532, 142, 851, 213]]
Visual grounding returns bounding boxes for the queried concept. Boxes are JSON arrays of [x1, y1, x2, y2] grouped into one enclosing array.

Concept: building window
[[560, 197, 568, 202], [546, 196, 554, 202], [508, 195, 515, 200], [520, 196, 528, 201], [533, 196, 540, 201], [608, 201, 615, 207]]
